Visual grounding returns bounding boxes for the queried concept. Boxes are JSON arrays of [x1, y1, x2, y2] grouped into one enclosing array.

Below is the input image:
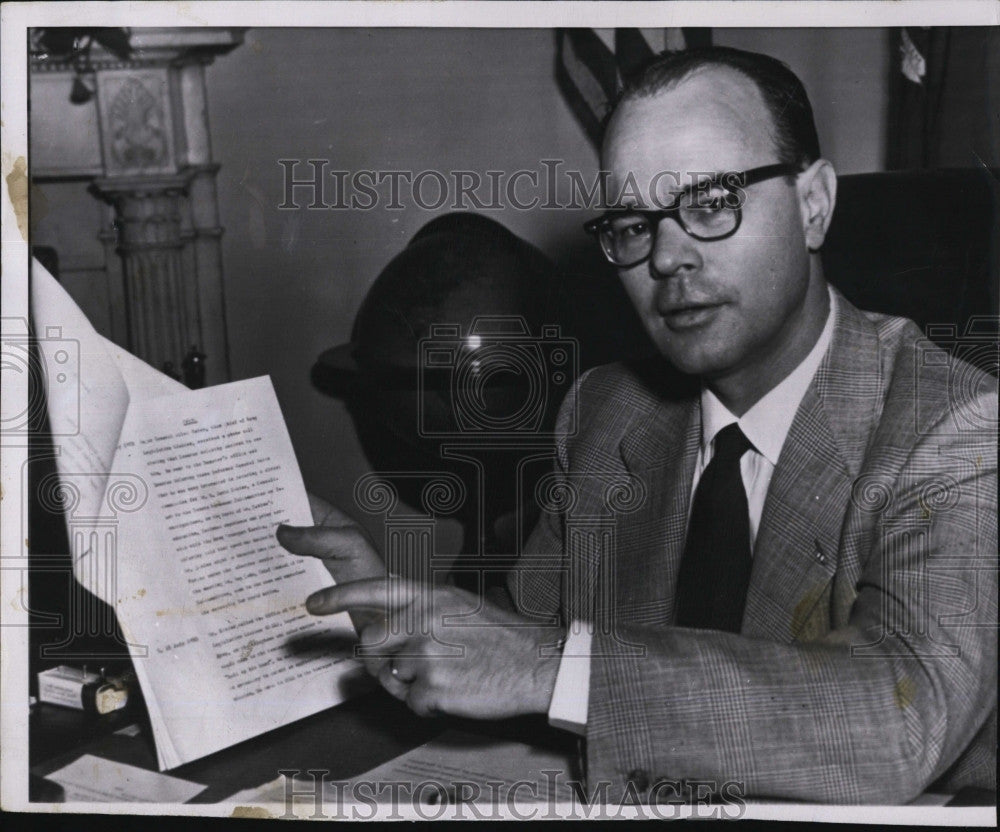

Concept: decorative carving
[[108, 77, 169, 170], [94, 69, 175, 175]]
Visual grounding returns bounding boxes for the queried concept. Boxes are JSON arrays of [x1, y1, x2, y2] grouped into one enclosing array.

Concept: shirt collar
[[700, 286, 837, 466]]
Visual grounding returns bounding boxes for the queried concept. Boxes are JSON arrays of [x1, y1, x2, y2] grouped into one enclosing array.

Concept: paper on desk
[[45, 754, 206, 803], [228, 729, 577, 811]]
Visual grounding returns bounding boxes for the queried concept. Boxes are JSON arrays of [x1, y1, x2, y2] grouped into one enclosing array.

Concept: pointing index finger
[[305, 577, 420, 616]]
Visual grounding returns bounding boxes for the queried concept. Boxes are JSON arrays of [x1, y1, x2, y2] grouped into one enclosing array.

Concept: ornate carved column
[[30, 28, 243, 385], [90, 173, 195, 375]]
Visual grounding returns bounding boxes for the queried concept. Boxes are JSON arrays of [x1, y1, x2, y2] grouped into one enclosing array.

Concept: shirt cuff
[[546, 622, 592, 735]]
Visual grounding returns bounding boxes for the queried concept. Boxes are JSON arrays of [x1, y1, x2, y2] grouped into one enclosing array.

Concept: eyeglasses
[[583, 163, 801, 268]]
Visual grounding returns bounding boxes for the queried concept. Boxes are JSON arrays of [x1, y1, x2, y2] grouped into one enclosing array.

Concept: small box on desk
[[37, 666, 102, 710], [37, 665, 130, 714]]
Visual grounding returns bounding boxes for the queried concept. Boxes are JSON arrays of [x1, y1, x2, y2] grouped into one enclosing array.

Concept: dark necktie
[[675, 423, 754, 633]]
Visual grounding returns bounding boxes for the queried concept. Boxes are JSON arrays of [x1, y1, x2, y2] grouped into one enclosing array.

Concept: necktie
[[675, 423, 754, 633]]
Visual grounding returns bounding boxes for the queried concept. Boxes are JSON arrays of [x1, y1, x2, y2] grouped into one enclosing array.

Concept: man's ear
[[797, 159, 837, 251]]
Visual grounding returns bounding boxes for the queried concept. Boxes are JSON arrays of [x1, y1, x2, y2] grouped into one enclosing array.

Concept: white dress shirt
[[548, 288, 837, 734]]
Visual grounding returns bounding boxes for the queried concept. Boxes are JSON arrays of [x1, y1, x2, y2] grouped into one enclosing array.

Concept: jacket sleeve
[[506, 369, 595, 622]]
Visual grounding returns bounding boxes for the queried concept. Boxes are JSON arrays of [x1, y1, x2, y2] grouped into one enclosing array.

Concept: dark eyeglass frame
[[583, 163, 802, 268]]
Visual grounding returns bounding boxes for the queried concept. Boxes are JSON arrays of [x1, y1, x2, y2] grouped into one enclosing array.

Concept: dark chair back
[[823, 169, 999, 374]]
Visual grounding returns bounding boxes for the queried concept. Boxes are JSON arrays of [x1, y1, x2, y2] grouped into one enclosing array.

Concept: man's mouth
[[659, 301, 725, 330]]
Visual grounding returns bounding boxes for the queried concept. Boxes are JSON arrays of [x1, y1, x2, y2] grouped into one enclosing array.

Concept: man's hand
[[276, 493, 387, 632], [305, 577, 563, 721]]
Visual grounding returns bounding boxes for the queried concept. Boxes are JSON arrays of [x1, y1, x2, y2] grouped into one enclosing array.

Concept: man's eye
[[610, 219, 648, 238]]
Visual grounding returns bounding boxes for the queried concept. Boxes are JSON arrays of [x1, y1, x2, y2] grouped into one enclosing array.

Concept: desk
[[30, 689, 580, 804]]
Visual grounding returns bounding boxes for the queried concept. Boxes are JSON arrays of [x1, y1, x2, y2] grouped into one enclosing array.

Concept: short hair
[[611, 46, 821, 169]]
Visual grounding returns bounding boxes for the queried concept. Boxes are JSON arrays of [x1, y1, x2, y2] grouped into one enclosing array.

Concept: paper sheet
[[109, 375, 363, 770], [45, 754, 206, 803]]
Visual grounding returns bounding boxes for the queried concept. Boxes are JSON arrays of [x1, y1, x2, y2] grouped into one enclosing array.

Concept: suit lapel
[[743, 292, 884, 641], [742, 386, 850, 640]]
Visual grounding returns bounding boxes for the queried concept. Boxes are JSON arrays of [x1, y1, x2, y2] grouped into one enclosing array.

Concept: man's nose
[[648, 217, 702, 279]]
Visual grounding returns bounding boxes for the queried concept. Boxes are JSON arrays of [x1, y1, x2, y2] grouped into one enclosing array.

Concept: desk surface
[[30, 697, 992, 809], [31, 689, 579, 804]]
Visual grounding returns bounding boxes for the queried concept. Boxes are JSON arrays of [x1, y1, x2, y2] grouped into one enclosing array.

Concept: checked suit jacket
[[511, 289, 997, 804]]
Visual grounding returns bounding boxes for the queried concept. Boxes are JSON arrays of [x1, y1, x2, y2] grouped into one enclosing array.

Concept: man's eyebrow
[[606, 172, 728, 212], [662, 172, 726, 202]]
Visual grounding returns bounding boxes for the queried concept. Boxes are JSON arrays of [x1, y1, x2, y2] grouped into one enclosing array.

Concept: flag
[[556, 28, 712, 147], [888, 26, 1000, 169]]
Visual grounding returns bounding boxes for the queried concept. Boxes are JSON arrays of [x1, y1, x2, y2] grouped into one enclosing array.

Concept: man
[[278, 47, 997, 803]]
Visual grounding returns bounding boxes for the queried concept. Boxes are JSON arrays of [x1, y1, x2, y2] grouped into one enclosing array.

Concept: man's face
[[602, 68, 818, 388]]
